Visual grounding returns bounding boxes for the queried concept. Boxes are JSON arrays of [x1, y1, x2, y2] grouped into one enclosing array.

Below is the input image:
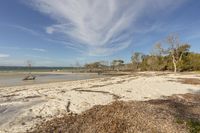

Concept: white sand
[[0, 72, 200, 133]]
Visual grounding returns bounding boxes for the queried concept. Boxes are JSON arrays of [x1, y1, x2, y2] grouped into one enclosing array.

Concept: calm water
[[0, 73, 104, 87]]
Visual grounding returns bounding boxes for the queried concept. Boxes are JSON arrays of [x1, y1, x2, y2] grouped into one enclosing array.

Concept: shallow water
[[0, 72, 104, 87]]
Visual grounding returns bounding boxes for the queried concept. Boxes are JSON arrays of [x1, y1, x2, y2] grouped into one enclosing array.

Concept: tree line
[[85, 34, 200, 73]]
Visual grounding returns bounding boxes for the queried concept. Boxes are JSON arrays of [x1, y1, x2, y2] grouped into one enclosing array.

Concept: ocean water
[[0, 72, 104, 87]]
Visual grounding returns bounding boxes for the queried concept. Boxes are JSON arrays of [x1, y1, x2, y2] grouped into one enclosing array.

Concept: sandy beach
[[0, 72, 200, 133]]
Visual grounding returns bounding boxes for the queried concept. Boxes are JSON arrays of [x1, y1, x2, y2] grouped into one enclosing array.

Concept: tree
[[180, 52, 200, 71], [85, 61, 107, 72], [111, 60, 124, 71], [151, 42, 164, 56], [166, 34, 190, 73], [149, 43, 168, 71], [131, 52, 142, 70]]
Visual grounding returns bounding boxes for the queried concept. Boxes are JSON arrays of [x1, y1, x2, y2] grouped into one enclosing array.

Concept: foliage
[[85, 62, 108, 71], [112, 60, 124, 67], [132, 34, 200, 72], [84, 34, 200, 72], [166, 34, 191, 72], [111, 60, 124, 71]]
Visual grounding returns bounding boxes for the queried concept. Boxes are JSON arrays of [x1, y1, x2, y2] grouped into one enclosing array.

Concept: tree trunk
[[173, 62, 177, 73], [172, 56, 177, 73]]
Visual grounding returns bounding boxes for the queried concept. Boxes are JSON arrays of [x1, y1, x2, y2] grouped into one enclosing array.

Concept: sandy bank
[[0, 72, 200, 132]]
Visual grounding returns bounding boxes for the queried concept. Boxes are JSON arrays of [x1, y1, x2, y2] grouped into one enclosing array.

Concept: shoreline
[[0, 72, 200, 132], [0, 72, 107, 88]]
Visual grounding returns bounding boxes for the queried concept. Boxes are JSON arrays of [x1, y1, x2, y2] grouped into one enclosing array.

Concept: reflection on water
[[0, 73, 104, 87]]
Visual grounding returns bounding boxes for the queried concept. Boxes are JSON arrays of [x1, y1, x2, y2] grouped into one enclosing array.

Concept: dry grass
[[28, 93, 200, 133]]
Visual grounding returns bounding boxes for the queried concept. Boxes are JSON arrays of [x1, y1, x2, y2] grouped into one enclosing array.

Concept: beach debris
[[29, 93, 200, 133], [23, 74, 36, 81], [178, 78, 200, 85], [72, 88, 121, 100], [0, 106, 7, 113], [65, 101, 71, 113], [23, 60, 36, 81], [24, 95, 41, 99]]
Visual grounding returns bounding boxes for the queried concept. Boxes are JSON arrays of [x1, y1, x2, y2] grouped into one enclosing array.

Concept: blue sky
[[0, 0, 200, 66]]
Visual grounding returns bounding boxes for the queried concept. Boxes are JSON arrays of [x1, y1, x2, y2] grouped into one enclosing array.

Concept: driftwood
[[23, 74, 36, 81], [23, 60, 36, 81], [66, 101, 71, 113]]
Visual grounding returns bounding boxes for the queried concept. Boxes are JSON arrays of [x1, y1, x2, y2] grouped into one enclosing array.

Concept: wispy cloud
[[0, 45, 47, 53], [6, 24, 41, 36], [0, 46, 21, 50], [27, 0, 186, 56], [32, 48, 47, 52], [0, 54, 10, 58]]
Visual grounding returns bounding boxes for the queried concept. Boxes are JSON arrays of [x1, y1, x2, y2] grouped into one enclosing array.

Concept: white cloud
[[46, 27, 55, 34], [32, 48, 47, 52], [0, 54, 10, 58], [28, 0, 186, 56]]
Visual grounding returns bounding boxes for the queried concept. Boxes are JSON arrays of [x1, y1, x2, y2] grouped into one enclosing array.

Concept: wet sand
[[0, 72, 104, 87]]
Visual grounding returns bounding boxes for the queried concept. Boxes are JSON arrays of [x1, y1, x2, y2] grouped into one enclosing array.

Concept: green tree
[[111, 60, 124, 71]]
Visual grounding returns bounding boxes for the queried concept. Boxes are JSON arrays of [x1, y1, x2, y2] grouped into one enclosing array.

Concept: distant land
[[0, 66, 76, 72]]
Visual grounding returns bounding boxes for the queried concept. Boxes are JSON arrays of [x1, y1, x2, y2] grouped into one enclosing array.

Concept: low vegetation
[[187, 119, 200, 133]]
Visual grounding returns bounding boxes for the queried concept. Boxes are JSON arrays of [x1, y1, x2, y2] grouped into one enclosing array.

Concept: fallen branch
[[65, 101, 71, 113]]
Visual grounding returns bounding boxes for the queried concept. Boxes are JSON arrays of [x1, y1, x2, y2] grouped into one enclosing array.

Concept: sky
[[0, 0, 200, 66]]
